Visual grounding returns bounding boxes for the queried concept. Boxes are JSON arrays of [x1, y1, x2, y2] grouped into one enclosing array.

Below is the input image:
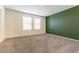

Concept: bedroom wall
[[0, 6, 6, 42], [46, 6, 79, 40], [6, 9, 46, 38], [0, 10, 1, 39]]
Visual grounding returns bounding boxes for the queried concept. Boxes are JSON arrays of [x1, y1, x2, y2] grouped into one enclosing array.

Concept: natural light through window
[[23, 16, 32, 30], [34, 17, 41, 30]]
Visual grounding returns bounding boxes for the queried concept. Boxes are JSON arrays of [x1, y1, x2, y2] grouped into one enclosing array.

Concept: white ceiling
[[5, 5, 76, 16]]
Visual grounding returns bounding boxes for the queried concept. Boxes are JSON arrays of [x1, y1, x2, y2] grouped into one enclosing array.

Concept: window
[[23, 16, 41, 30], [34, 17, 41, 29], [23, 16, 32, 30]]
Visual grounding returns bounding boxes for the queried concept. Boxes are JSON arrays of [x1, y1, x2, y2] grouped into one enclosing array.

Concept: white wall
[[0, 6, 6, 42], [0, 9, 1, 39], [6, 9, 46, 38]]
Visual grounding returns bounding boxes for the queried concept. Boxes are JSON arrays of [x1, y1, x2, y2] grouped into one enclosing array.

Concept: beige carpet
[[0, 33, 79, 53]]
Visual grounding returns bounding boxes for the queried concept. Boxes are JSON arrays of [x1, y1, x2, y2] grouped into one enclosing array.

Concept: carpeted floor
[[0, 33, 79, 53]]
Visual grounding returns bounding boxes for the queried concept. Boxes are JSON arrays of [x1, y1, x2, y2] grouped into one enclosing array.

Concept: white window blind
[[34, 17, 41, 30], [23, 16, 32, 30]]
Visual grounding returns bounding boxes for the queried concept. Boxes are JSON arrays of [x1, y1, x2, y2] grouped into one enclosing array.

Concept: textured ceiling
[[5, 5, 76, 16]]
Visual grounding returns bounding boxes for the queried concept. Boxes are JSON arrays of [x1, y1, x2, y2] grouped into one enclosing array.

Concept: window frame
[[23, 16, 32, 30], [34, 17, 41, 30]]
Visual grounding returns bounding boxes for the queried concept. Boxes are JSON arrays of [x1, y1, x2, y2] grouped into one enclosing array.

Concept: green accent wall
[[46, 6, 79, 40]]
